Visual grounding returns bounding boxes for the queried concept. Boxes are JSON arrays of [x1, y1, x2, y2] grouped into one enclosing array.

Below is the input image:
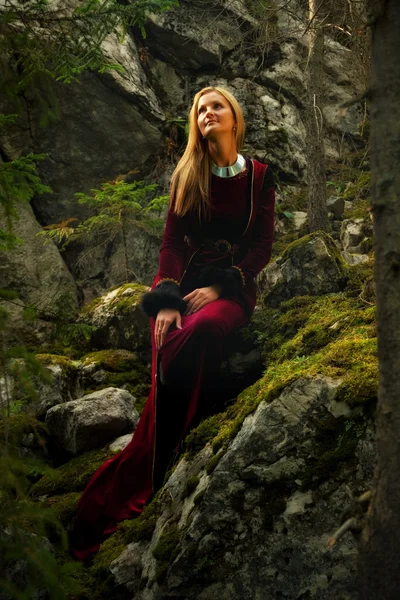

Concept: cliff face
[[0, 0, 365, 298]]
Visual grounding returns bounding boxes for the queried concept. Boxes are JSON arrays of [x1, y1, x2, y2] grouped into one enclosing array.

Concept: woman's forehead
[[198, 91, 226, 107]]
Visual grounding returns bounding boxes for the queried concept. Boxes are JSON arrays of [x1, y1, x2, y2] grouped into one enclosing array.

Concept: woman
[[70, 86, 275, 562]]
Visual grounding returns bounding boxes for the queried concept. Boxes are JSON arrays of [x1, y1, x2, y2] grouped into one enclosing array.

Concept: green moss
[[345, 259, 374, 296], [30, 447, 113, 497], [280, 232, 346, 278], [184, 413, 224, 459], [35, 353, 78, 375], [206, 450, 226, 475], [80, 350, 151, 415], [183, 285, 377, 464], [152, 523, 181, 583], [298, 415, 366, 489], [44, 491, 81, 526], [343, 172, 371, 203], [180, 476, 200, 500], [81, 349, 139, 371], [81, 282, 147, 316]]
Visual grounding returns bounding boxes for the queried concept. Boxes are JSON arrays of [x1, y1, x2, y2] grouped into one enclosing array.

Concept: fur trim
[[141, 280, 187, 317], [197, 265, 243, 298]]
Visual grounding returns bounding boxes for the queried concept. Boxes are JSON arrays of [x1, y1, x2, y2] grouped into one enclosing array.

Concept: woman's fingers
[[155, 309, 182, 349]]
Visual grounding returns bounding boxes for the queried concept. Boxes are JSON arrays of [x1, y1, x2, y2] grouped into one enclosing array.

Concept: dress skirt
[[69, 295, 249, 562]]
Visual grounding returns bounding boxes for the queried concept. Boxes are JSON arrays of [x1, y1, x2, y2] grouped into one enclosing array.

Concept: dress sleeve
[[235, 177, 275, 282], [153, 204, 188, 288], [141, 204, 188, 317]]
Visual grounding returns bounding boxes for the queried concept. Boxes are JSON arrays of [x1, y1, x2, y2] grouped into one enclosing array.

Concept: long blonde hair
[[170, 86, 245, 219]]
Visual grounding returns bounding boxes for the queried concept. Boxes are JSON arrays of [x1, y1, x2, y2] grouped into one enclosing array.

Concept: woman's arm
[[141, 205, 188, 317]]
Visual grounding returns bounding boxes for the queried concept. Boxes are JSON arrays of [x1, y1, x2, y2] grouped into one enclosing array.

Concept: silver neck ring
[[211, 153, 246, 178]]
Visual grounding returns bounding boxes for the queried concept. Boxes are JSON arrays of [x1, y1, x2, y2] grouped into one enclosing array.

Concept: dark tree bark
[[304, 0, 330, 232], [357, 1, 400, 598]]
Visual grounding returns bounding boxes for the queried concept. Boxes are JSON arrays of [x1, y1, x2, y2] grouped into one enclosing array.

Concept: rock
[[291, 211, 307, 230], [340, 218, 373, 265], [79, 283, 151, 352], [33, 355, 83, 418], [46, 387, 138, 455], [109, 433, 133, 453], [342, 251, 370, 266], [110, 376, 374, 599], [0, 202, 79, 345], [341, 218, 373, 253], [327, 196, 345, 219], [257, 233, 347, 307], [145, 4, 243, 72]]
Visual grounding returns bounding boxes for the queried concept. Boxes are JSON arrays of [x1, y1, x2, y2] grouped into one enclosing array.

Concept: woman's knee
[[192, 312, 228, 337]]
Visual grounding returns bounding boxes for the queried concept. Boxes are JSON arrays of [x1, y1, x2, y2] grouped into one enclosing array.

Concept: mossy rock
[[44, 491, 81, 526], [81, 349, 140, 372], [152, 523, 181, 583], [79, 283, 150, 352], [30, 447, 113, 498], [81, 283, 147, 316], [86, 487, 172, 593], [80, 349, 151, 415], [184, 285, 377, 462], [35, 353, 80, 376], [180, 475, 200, 500], [298, 413, 367, 489]]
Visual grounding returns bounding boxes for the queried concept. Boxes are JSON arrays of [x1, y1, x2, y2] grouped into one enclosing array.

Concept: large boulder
[[79, 283, 151, 353], [45, 387, 138, 455], [110, 376, 374, 599], [0, 202, 79, 344], [258, 233, 347, 307]]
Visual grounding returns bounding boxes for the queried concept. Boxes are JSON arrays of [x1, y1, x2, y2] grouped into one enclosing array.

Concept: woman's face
[[197, 91, 236, 141]]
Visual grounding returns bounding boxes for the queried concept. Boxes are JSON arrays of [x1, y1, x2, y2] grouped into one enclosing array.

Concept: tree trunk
[[305, 0, 330, 232], [357, 2, 400, 598]]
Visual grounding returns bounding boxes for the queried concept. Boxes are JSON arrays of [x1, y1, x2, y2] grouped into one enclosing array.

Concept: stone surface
[[110, 376, 374, 599], [109, 433, 133, 453], [46, 387, 138, 455], [80, 284, 151, 352], [327, 196, 345, 219], [0, 202, 79, 344], [34, 357, 83, 418], [291, 210, 308, 230], [257, 233, 347, 307], [340, 218, 373, 265]]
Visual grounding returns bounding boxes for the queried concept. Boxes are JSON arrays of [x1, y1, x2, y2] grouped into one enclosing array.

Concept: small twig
[[328, 517, 359, 548]]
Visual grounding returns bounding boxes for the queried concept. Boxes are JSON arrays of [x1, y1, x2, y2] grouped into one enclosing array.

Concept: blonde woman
[[70, 87, 275, 561]]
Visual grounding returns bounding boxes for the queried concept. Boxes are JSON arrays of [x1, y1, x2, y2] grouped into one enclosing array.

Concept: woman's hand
[[155, 308, 182, 350], [183, 285, 222, 315]]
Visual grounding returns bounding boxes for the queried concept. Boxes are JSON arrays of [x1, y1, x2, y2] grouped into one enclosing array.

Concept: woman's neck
[[207, 139, 238, 167]]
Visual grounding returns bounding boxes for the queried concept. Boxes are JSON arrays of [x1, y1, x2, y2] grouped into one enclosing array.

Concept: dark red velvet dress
[[70, 158, 275, 561]]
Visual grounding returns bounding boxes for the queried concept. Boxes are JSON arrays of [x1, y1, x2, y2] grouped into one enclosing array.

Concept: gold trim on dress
[[232, 265, 246, 287], [157, 277, 180, 286]]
